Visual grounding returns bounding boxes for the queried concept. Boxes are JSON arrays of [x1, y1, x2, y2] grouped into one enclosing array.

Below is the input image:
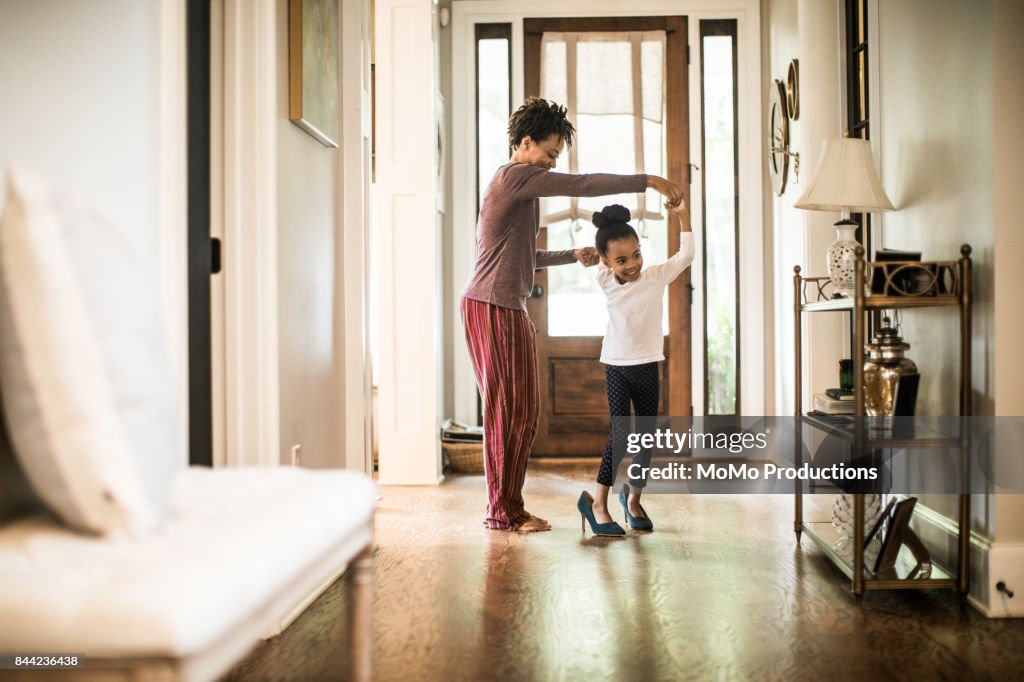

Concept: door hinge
[[211, 237, 222, 274], [686, 283, 694, 305], [687, 45, 690, 65]]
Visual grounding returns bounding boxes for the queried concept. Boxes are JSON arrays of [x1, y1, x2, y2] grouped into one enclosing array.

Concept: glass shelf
[[798, 413, 963, 448], [800, 497, 957, 589], [800, 293, 961, 313], [802, 521, 956, 588]]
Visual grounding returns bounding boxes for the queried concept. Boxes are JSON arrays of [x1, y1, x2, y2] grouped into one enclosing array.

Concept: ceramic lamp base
[[827, 220, 860, 297]]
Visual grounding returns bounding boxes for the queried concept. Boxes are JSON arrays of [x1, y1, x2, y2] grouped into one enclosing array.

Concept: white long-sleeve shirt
[[597, 232, 695, 366]]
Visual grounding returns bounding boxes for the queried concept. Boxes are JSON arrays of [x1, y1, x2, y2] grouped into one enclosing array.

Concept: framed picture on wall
[[288, 0, 340, 148]]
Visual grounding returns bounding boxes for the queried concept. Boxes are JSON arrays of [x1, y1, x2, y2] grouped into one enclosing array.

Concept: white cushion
[[0, 167, 180, 536], [0, 466, 377, 657]]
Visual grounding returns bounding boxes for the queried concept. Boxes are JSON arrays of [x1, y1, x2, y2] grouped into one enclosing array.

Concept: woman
[[461, 97, 683, 532]]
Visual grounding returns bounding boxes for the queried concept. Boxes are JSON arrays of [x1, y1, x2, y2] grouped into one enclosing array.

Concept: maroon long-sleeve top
[[461, 163, 648, 312]]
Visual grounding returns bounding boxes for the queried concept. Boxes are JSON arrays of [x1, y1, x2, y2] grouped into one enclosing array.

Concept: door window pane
[[540, 31, 667, 337], [701, 29, 738, 415], [476, 27, 511, 210]]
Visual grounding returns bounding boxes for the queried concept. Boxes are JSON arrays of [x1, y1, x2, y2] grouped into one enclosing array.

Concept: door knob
[[531, 284, 545, 299]]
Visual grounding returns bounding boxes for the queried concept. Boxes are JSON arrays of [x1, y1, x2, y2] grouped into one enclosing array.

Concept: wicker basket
[[443, 441, 484, 473]]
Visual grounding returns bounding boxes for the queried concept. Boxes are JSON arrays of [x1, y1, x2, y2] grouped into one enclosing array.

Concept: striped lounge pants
[[460, 297, 538, 530]]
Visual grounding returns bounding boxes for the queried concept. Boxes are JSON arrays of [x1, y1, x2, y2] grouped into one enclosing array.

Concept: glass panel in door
[[540, 32, 669, 337]]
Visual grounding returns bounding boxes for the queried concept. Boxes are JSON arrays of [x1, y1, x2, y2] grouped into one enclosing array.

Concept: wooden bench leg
[[349, 544, 374, 682]]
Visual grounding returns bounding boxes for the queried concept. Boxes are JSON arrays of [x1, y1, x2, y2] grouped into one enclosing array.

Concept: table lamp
[[794, 135, 894, 297]]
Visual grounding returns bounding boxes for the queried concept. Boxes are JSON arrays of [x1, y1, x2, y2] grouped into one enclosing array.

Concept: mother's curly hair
[[507, 97, 576, 149]]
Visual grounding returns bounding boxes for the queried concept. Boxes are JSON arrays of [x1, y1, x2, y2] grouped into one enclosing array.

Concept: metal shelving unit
[[792, 245, 973, 601]]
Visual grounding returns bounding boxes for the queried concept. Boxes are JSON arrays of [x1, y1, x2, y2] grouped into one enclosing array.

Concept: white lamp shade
[[794, 137, 895, 213]]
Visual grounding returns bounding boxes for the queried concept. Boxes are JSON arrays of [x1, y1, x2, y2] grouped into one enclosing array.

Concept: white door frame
[[212, 0, 281, 468], [374, 0, 446, 485], [338, 0, 375, 473], [158, 0, 189, 466], [450, 0, 764, 421], [209, 0, 373, 472]]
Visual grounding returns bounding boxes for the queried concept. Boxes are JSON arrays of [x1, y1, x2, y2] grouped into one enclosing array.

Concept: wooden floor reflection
[[230, 458, 1024, 681]]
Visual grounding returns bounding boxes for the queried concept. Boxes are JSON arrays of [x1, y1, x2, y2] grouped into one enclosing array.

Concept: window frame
[[474, 23, 513, 216], [699, 19, 739, 416]]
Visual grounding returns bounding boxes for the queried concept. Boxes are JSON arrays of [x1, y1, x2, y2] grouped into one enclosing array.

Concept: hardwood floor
[[228, 459, 1024, 681]]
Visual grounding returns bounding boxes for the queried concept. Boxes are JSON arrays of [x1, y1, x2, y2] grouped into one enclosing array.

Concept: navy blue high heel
[[577, 491, 625, 536], [620, 484, 654, 531]]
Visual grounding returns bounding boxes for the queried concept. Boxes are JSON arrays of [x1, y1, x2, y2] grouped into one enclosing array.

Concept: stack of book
[[872, 248, 929, 295], [813, 388, 855, 415]]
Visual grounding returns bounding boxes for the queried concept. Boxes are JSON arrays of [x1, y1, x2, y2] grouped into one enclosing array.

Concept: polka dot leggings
[[597, 362, 660, 488]]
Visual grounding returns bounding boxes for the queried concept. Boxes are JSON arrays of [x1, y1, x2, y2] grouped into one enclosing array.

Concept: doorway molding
[[209, 0, 373, 473], [373, 0, 446, 485], [214, 0, 281, 468], [159, 0, 189, 467], [338, 0, 375, 474], [450, 0, 764, 421]]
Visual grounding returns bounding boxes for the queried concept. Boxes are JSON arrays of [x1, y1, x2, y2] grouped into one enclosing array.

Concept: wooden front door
[[525, 16, 691, 455]]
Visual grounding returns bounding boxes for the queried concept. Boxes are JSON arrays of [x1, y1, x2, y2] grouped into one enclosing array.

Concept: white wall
[[764, 0, 799, 416], [874, 0, 1024, 616], [877, 0, 994, 418], [764, 0, 854, 416], [0, 0, 160, 261], [0, 0, 187, 465], [273, 0, 373, 471], [798, 0, 846, 411], [275, 0, 342, 468], [993, 0, 1024, 424], [876, 0, 993, 539], [989, 0, 1024, 616], [992, 0, 1024, 545]]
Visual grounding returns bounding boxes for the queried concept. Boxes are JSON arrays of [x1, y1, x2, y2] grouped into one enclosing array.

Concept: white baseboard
[[972, 542, 1024, 618], [913, 504, 1024, 618]]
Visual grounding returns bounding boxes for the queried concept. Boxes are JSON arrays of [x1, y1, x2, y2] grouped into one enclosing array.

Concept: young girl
[[577, 202, 694, 535], [462, 98, 684, 533]]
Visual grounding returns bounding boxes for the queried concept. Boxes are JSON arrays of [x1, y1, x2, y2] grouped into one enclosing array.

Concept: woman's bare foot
[[514, 515, 552, 533], [524, 512, 551, 528]]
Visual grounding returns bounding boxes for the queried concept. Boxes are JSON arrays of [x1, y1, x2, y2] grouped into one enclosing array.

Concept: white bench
[[0, 466, 376, 681]]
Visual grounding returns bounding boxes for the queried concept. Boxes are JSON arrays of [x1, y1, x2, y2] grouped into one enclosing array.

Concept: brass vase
[[863, 317, 919, 421]]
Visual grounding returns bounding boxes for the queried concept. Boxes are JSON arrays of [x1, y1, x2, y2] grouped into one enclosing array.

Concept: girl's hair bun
[[592, 204, 632, 229]]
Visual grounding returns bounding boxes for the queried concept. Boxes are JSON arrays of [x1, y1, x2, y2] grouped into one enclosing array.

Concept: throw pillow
[[0, 167, 181, 536]]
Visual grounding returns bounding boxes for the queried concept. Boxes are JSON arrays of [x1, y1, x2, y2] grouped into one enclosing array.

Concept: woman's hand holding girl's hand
[[647, 175, 685, 207], [574, 247, 600, 267], [666, 198, 688, 215], [666, 199, 691, 232]]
